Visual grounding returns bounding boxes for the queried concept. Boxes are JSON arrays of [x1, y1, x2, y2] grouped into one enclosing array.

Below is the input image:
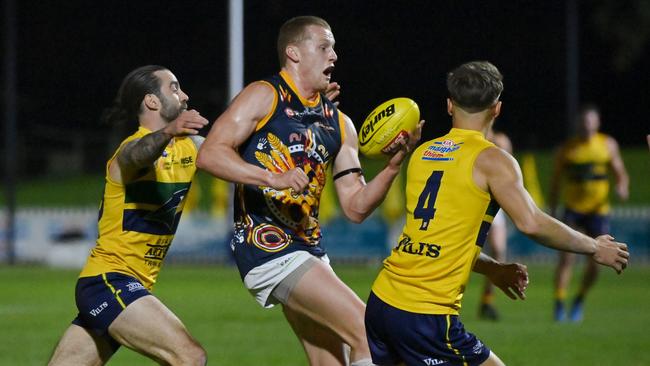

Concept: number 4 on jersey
[[414, 171, 443, 230]]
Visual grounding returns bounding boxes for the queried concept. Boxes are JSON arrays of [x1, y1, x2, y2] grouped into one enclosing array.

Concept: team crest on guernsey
[[422, 139, 463, 161], [143, 188, 188, 230]]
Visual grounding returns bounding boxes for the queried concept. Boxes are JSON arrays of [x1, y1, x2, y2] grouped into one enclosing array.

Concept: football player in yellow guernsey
[[365, 61, 630, 366], [48, 65, 209, 366], [550, 104, 629, 322]]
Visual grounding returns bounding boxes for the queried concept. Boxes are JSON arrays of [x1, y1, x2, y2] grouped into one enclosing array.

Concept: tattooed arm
[[109, 110, 208, 184]]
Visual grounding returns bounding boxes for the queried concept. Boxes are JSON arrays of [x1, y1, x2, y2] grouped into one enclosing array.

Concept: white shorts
[[243, 251, 330, 308]]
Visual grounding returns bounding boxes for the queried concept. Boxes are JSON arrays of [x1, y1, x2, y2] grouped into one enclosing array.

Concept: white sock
[[350, 358, 375, 366]]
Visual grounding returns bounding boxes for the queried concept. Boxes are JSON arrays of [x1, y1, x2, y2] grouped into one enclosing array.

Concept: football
[[358, 97, 420, 158]]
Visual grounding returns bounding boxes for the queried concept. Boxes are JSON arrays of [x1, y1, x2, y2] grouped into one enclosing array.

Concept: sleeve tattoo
[[117, 129, 172, 175]]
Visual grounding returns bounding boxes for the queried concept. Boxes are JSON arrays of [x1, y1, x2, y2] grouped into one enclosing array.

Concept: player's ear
[[143, 94, 160, 111], [286, 45, 300, 63], [493, 101, 502, 118], [446, 98, 453, 116]]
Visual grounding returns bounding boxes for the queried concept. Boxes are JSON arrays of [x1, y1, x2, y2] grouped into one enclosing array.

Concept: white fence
[[1, 207, 648, 267]]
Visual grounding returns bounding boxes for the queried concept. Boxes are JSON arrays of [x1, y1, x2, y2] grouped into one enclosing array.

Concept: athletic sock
[[350, 358, 375, 366], [481, 293, 494, 304]]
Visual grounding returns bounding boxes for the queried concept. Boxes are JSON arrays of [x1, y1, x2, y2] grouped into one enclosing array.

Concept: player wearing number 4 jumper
[[365, 61, 630, 366]]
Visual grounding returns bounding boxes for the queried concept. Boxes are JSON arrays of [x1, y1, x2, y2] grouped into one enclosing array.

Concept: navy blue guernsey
[[232, 71, 345, 278]]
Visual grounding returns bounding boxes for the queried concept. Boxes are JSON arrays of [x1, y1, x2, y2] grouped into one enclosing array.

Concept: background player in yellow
[[478, 127, 513, 321], [48, 65, 209, 365], [550, 104, 629, 322], [366, 61, 630, 366], [197, 16, 422, 366]]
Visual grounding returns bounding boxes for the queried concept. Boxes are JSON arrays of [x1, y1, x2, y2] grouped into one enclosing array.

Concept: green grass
[[1, 264, 649, 365]]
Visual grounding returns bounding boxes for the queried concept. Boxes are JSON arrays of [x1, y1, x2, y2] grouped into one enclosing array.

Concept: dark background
[[5, 0, 649, 177]]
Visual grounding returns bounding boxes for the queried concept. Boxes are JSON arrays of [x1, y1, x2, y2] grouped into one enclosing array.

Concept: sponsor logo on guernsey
[[180, 155, 193, 167], [313, 120, 335, 132], [394, 235, 441, 258], [423, 358, 447, 365], [472, 339, 485, 354], [126, 282, 146, 292], [89, 302, 108, 317], [284, 106, 323, 121], [422, 139, 462, 161]]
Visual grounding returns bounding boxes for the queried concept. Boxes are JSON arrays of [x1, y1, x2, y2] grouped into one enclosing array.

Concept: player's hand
[[387, 120, 425, 168], [269, 167, 309, 192], [488, 262, 529, 300], [593, 235, 629, 274], [325, 82, 341, 106], [163, 110, 209, 136]]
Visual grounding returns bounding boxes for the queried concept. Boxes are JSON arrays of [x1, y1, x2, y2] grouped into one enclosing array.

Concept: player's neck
[[452, 118, 491, 136], [139, 114, 168, 133], [281, 67, 319, 101]]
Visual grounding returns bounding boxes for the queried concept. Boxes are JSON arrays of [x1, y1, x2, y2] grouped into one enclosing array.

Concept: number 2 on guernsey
[[414, 171, 443, 230]]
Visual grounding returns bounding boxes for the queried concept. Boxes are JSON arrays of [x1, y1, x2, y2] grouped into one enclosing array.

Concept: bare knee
[[343, 311, 369, 353], [160, 341, 206, 366], [177, 342, 207, 366]]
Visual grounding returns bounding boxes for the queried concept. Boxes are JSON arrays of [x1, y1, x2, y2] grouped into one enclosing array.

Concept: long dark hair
[[102, 65, 167, 126]]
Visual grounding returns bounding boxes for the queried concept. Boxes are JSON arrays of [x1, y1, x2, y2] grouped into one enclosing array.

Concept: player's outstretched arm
[[196, 82, 308, 192], [606, 136, 629, 201], [476, 147, 629, 274], [473, 253, 528, 300], [333, 114, 423, 223], [113, 110, 208, 184]]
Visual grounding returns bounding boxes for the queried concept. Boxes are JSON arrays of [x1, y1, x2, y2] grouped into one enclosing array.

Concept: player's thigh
[[283, 305, 347, 365], [108, 295, 199, 360], [285, 260, 366, 342], [48, 324, 114, 366]]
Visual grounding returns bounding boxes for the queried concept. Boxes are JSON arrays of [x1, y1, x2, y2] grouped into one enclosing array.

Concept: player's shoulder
[[229, 81, 277, 110], [188, 135, 205, 150], [476, 145, 516, 171], [243, 80, 276, 96]]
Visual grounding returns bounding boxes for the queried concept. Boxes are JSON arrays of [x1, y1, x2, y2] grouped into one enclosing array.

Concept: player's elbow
[[513, 215, 543, 237], [195, 152, 209, 170], [341, 206, 370, 224], [346, 212, 367, 224], [196, 147, 216, 172]]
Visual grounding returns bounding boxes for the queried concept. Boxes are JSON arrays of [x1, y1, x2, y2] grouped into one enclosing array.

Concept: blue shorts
[[365, 291, 491, 366], [72, 272, 151, 350], [563, 209, 610, 237]]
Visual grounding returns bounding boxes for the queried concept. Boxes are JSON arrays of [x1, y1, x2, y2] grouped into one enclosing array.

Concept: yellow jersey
[[79, 127, 197, 289], [561, 133, 611, 214], [372, 128, 498, 315]]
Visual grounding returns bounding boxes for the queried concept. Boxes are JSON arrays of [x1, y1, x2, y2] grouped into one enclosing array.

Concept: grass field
[[1, 264, 649, 365]]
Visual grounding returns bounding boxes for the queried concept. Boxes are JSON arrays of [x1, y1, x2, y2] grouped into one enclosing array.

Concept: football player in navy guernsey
[[197, 15, 424, 365]]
